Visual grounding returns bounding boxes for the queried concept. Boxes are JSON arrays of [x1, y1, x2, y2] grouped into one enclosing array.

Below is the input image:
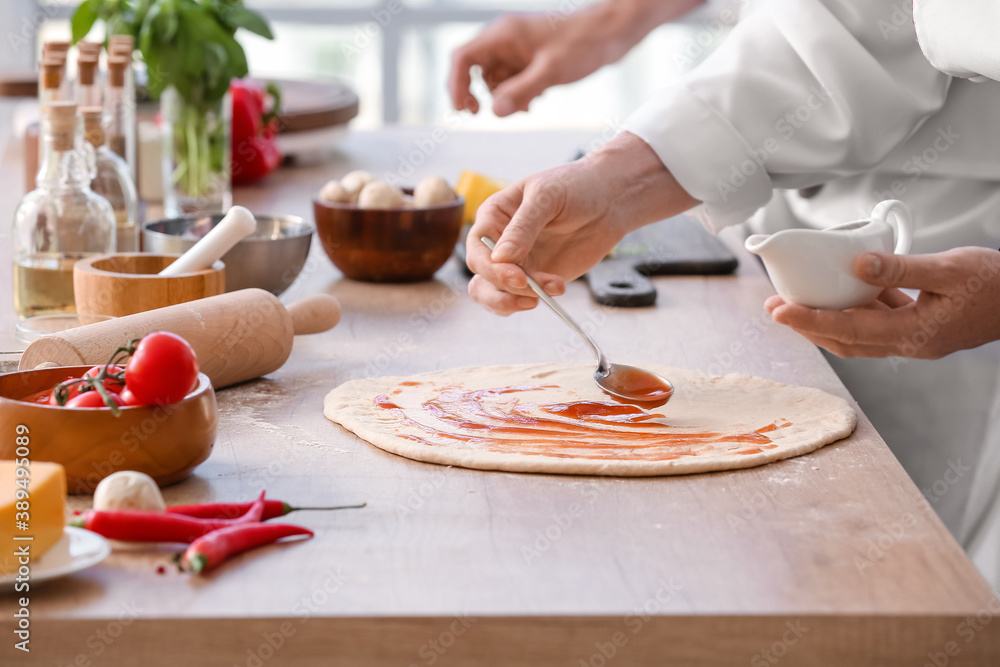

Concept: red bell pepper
[[230, 79, 283, 184]]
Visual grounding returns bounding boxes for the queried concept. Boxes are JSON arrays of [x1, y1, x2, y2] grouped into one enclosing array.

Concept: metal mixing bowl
[[142, 214, 314, 296]]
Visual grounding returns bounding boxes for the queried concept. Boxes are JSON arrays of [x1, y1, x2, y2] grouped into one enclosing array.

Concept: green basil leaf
[[221, 5, 273, 40], [71, 0, 100, 43]]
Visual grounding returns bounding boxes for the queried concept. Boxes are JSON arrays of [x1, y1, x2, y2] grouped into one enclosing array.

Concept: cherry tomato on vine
[[118, 388, 142, 406], [48, 375, 87, 406], [66, 391, 125, 409], [125, 332, 200, 406], [83, 364, 126, 393]]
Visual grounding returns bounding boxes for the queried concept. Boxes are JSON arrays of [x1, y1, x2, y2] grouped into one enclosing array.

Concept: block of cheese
[[0, 461, 66, 575]]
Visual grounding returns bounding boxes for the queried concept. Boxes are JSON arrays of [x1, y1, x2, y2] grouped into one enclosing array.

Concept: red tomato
[[125, 332, 200, 406], [66, 391, 125, 409], [118, 388, 142, 406], [83, 365, 126, 393], [48, 375, 87, 406], [21, 388, 54, 404]]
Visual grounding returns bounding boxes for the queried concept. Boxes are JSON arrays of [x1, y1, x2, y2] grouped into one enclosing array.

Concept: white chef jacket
[[625, 0, 1000, 584], [625, 0, 1000, 251], [914, 0, 1000, 82], [910, 0, 1000, 590]]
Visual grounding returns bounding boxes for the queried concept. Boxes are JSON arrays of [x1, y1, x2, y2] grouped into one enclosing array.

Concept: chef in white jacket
[[452, 0, 1000, 579], [759, 0, 1000, 588]]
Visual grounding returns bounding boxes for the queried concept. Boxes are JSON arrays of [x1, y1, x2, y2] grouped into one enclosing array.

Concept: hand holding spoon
[[480, 236, 674, 408]]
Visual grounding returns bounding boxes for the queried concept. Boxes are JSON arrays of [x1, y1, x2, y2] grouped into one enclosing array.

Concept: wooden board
[[0, 128, 997, 665], [250, 78, 360, 134], [0, 70, 37, 98], [585, 215, 738, 307]]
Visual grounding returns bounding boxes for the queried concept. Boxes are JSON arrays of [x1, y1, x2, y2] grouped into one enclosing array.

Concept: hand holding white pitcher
[[765, 246, 1000, 359], [746, 200, 913, 310]]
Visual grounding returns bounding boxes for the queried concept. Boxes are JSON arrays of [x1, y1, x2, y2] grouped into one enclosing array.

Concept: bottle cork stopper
[[108, 35, 134, 56], [78, 40, 101, 54], [107, 56, 128, 87], [46, 102, 78, 151], [44, 40, 70, 55], [41, 59, 62, 90], [109, 34, 134, 47], [77, 56, 98, 86], [80, 106, 105, 147]]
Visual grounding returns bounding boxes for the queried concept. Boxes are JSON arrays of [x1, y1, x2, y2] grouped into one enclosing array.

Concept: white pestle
[[158, 206, 257, 276]]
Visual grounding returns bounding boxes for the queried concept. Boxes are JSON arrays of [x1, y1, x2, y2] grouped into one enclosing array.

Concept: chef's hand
[[765, 247, 1000, 359], [466, 132, 698, 315], [449, 0, 704, 116]]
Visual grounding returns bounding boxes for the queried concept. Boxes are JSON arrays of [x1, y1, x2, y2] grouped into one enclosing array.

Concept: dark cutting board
[[584, 215, 738, 307], [455, 215, 737, 307]]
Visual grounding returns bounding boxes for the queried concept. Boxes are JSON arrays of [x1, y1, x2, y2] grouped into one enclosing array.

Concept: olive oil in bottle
[[11, 102, 115, 318], [13, 254, 78, 317]]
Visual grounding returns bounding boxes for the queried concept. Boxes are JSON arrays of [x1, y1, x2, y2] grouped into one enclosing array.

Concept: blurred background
[[3, 0, 731, 134]]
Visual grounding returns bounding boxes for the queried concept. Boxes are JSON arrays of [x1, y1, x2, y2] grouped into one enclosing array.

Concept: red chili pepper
[[166, 499, 365, 521], [182, 523, 313, 574], [72, 510, 254, 543], [235, 491, 267, 523], [230, 79, 282, 185]]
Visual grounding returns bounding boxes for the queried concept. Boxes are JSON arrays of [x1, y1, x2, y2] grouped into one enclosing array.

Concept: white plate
[[0, 527, 111, 588]]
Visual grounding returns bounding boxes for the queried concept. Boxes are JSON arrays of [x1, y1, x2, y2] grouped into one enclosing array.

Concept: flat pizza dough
[[324, 364, 857, 476]]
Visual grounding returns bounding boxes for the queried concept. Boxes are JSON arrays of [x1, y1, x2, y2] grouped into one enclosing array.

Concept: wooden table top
[[1, 128, 998, 666]]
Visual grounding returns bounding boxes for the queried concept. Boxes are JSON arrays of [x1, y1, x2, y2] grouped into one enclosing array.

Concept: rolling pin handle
[[286, 294, 342, 335]]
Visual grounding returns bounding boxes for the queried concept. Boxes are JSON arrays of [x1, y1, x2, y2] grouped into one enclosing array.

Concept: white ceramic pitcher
[[744, 200, 913, 310]]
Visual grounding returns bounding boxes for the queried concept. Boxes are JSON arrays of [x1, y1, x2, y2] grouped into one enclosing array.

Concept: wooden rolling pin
[[18, 289, 341, 389]]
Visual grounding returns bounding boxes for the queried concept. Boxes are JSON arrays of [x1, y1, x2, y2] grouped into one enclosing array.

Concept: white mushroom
[[340, 170, 375, 197], [358, 181, 405, 209], [319, 180, 352, 204], [413, 176, 457, 207], [93, 470, 166, 512]]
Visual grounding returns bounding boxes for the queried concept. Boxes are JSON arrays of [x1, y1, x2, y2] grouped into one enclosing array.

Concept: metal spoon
[[480, 236, 674, 407]]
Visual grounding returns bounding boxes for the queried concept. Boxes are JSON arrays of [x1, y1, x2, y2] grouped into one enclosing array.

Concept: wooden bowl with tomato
[[0, 334, 217, 494]]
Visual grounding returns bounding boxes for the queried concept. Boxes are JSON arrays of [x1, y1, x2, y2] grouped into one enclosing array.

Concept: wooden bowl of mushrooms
[[313, 171, 465, 282]]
